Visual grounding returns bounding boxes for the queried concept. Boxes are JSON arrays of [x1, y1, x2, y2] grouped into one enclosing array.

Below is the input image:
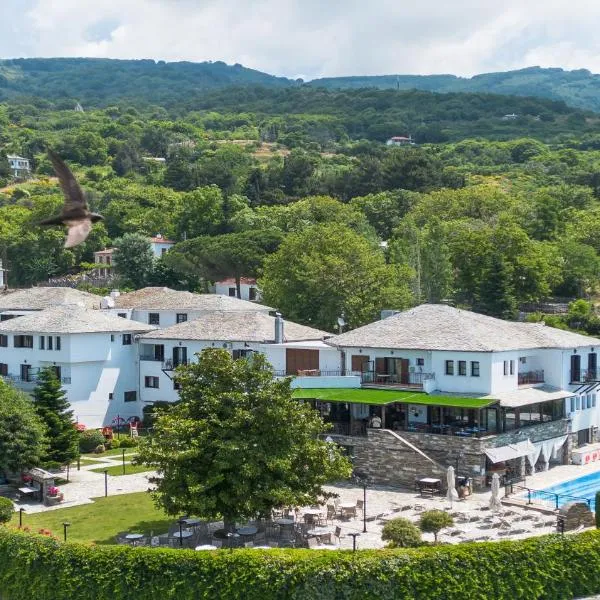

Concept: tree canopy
[[136, 349, 352, 529]]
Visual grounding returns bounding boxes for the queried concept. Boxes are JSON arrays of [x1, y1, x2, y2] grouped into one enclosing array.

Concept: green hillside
[[310, 67, 600, 113]]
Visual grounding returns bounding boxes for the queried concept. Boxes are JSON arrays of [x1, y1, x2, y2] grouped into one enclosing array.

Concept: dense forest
[[2, 75, 600, 330], [3, 59, 600, 113]]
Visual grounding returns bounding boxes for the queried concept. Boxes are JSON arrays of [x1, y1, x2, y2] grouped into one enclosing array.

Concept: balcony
[[360, 371, 435, 390], [570, 369, 599, 384], [518, 370, 545, 385], [4, 374, 71, 388], [162, 359, 189, 371], [139, 355, 164, 362], [274, 370, 361, 389]]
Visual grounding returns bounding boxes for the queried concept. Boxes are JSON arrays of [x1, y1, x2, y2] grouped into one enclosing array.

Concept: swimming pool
[[534, 471, 600, 511]]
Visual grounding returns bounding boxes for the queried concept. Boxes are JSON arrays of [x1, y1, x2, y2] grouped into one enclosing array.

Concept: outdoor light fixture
[[178, 518, 185, 547], [104, 469, 108, 498], [122, 449, 126, 475], [63, 522, 71, 542], [348, 532, 360, 552], [353, 472, 368, 533]]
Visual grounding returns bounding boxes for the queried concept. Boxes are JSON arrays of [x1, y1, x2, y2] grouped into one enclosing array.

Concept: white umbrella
[[489, 472, 502, 511], [446, 466, 459, 505]]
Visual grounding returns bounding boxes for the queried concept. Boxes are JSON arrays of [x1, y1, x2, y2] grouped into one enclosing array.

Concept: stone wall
[[327, 419, 571, 490]]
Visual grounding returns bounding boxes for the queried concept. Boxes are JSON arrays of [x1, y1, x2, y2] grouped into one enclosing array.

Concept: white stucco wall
[[214, 282, 260, 301]]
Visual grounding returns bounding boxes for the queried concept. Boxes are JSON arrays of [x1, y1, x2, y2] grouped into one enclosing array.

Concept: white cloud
[[0, 0, 600, 79]]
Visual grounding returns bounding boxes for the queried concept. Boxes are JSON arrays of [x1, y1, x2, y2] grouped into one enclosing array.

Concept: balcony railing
[[274, 370, 345, 377], [360, 371, 435, 388], [140, 355, 165, 362], [162, 359, 189, 370], [4, 374, 71, 385], [570, 369, 599, 384], [518, 370, 545, 385]]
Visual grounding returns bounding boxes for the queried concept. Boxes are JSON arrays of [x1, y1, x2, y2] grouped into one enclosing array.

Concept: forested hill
[[310, 67, 600, 113], [2, 59, 600, 114], [0, 58, 294, 104]]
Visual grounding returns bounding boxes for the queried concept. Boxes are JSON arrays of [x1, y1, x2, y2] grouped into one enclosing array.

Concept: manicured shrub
[[381, 517, 422, 548], [108, 438, 120, 450], [79, 429, 106, 453], [1, 529, 600, 599], [596, 491, 600, 528], [93, 444, 105, 454], [419, 509, 454, 543], [0, 497, 13, 524], [119, 437, 139, 448]]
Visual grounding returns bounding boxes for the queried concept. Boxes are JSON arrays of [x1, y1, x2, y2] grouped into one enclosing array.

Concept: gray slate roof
[[0, 306, 156, 334], [328, 304, 600, 352], [113, 287, 273, 312], [140, 311, 329, 342], [0, 287, 101, 311]]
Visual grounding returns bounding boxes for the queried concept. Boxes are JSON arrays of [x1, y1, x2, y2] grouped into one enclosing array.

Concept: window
[[509, 360, 514, 375], [173, 380, 181, 390], [56, 336, 61, 351], [0, 335, 7, 348], [108, 393, 113, 400], [110, 334, 115, 342], [588, 395, 593, 409], [0, 314, 16, 321], [176, 313, 188, 324], [503, 361, 508, 376], [593, 394, 597, 408], [445, 360, 454, 376], [14, 335, 33, 348], [124, 391, 137, 402], [161, 248, 167, 256], [458, 360, 467, 376], [0, 363, 7, 376], [118, 313, 127, 318], [52, 366, 61, 380], [144, 376, 160, 389], [249, 287, 257, 301], [228, 287, 236, 297], [571, 397, 576, 412], [148, 313, 160, 325], [122, 334, 132, 346], [576, 396, 581, 410], [48, 336, 53, 350], [416, 358, 425, 366], [471, 361, 480, 377], [39, 336, 45, 350]]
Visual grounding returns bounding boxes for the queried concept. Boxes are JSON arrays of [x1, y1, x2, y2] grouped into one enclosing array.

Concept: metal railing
[[4, 374, 71, 385], [162, 359, 189, 370], [509, 484, 591, 510], [518, 370, 544, 385], [360, 371, 435, 387], [273, 370, 346, 377], [139, 355, 164, 362], [570, 369, 599, 383]]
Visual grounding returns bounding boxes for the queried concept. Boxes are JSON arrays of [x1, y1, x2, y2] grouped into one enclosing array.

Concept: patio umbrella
[[489, 472, 502, 511], [446, 466, 459, 505]]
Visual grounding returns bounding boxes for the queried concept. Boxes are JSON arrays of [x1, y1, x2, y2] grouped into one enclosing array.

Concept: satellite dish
[[337, 316, 346, 328]]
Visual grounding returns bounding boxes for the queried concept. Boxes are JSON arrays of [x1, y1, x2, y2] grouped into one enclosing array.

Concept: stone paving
[[16, 457, 600, 548]]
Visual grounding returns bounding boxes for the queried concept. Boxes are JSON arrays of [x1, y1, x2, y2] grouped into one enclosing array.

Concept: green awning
[[292, 388, 496, 409]]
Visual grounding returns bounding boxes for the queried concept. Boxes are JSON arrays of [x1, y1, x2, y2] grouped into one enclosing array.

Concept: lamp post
[[455, 451, 464, 474], [63, 522, 70, 542], [104, 469, 108, 498], [122, 448, 126, 475], [178, 518, 184, 548], [348, 532, 360, 552], [19, 508, 24, 528]]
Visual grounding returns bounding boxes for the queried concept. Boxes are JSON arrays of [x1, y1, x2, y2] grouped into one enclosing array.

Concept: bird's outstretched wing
[[64, 220, 92, 248], [47, 149, 89, 215]]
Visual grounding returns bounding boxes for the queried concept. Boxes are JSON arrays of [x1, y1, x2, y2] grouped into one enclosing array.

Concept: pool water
[[537, 470, 600, 511]]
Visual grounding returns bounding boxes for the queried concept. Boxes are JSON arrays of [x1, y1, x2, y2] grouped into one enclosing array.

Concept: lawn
[[10, 492, 171, 544], [89, 463, 154, 476], [81, 447, 138, 458]]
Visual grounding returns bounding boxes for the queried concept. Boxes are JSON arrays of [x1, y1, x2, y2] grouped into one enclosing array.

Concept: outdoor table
[[18, 486, 38, 495], [251, 545, 273, 549], [303, 509, 322, 516], [237, 525, 258, 536], [306, 527, 333, 536], [418, 478, 441, 497], [275, 518, 294, 526], [182, 518, 201, 528], [339, 502, 356, 509], [195, 544, 218, 551], [125, 533, 145, 546], [171, 530, 193, 539]]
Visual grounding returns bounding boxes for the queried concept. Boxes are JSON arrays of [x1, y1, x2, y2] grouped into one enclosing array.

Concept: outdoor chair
[[303, 513, 317, 525], [341, 506, 357, 519], [150, 536, 160, 547], [334, 526, 343, 546], [356, 500, 364, 515], [326, 504, 336, 524], [307, 537, 331, 550]]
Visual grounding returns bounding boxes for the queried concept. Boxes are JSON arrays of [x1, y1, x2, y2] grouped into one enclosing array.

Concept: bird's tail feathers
[[38, 215, 65, 226]]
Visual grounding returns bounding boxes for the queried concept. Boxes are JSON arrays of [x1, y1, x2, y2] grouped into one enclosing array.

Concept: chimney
[[274, 312, 284, 344]]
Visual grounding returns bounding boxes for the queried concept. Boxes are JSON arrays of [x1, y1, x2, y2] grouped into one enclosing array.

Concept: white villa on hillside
[[0, 306, 154, 427], [103, 287, 273, 327], [6, 155, 31, 178], [214, 277, 260, 301], [138, 311, 343, 404]]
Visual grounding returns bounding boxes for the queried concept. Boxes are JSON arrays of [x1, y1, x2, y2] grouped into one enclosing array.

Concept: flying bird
[[39, 150, 104, 248]]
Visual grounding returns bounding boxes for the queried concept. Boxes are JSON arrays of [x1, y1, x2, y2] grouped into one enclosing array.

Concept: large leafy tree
[[260, 223, 413, 330], [166, 229, 283, 298], [0, 380, 47, 476], [32, 367, 79, 466], [112, 232, 155, 289], [137, 349, 352, 530]]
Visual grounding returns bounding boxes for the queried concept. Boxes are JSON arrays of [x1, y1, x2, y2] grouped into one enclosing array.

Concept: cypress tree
[[32, 367, 79, 466]]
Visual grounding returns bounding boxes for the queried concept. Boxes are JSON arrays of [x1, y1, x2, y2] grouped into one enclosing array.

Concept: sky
[[2, 0, 600, 80]]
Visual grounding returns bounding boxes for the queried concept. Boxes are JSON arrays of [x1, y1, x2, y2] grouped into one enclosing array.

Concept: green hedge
[[1, 528, 600, 599]]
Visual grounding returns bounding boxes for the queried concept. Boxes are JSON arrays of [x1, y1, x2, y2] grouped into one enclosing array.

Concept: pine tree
[[32, 367, 79, 466], [477, 254, 517, 319]]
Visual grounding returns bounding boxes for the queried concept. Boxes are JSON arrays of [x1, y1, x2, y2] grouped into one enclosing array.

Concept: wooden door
[[286, 349, 319, 375], [375, 358, 386, 375], [399, 359, 409, 384], [351, 355, 370, 373]]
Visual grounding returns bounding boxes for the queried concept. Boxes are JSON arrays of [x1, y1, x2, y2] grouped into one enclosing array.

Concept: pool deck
[[521, 459, 600, 491]]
